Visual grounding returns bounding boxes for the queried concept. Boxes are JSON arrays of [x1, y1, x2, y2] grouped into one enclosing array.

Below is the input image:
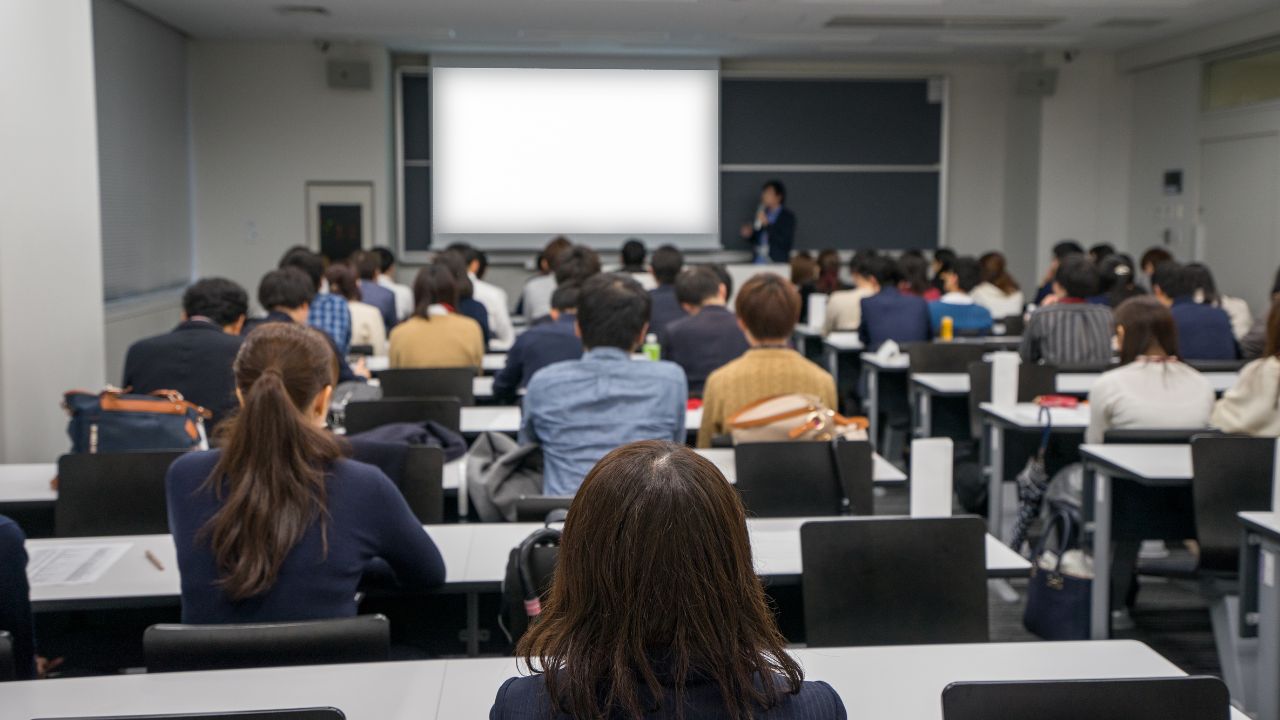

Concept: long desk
[[366, 354, 508, 375], [459, 406, 704, 436], [1, 641, 1245, 720], [1239, 511, 1280, 720]]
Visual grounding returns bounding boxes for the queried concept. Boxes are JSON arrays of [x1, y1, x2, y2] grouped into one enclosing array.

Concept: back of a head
[[789, 255, 818, 286], [621, 239, 646, 269], [1089, 243, 1116, 264], [447, 242, 486, 277], [1054, 255, 1099, 299], [1141, 246, 1174, 272], [850, 249, 880, 277], [864, 254, 899, 287], [934, 247, 957, 268], [1152, 261, 1189, 299], [816, 249, 840, 274], [949, 256, 982, 294], [1114, 296, 1178, 364], [258, 268, 316, 311], [323, 264, 361, 302], [372, 246, 396, 274], [1098, 255, 1137, 295], [708, 263, 734, 300], [434, 249, 476, 300], [553, 245, 603, 286], [411, 264, 460, 316], [897, 254, 930, 294], [651, 245, 684, 286], [550, 283, 580, 313], [576, 273, 650, 351], [674, 266, 722, 307], [1183, 263, 1219, 304], [542, 236, 574, 272], [1053, 240, 1085, 261], [209, 322, 342, 601], [183, 278, 248, 327], [278, 246, 324, 290], [353, 251, 381, 281], [519, 441, 801, 719], [736, 273, 800, 342], [978, 251, 1019, 293]]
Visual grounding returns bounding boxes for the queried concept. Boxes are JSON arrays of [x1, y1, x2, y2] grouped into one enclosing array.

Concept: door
[[1199, 134, 1280, 316]]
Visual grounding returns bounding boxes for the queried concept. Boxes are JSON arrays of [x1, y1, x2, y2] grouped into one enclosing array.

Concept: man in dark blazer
[[648, 245, 689, 339], [123, 278, 248, 429], [1153, 262, 1240, 361], [858, 255, 933, 351], [663, 266, 749, 397], [739, 179, 796, 263], [492, 284, 584, 402]]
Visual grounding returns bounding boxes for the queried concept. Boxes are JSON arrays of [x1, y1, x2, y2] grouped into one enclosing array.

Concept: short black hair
[[354, 251, 381, 281], [674, 266, 722, 307], [650, 245, 684, 286], [551, 283, 580, 312], [258, 267, 316, 311], [850, 249, 880, 277], [934, 247, 957, 267], [621, 239, 646, 269], [183, 278, 248, 326], [433, 249, 475, 300], [1152, 261, 1190, 299], [576, 273, 651, 351], [763, 179, 786, 203], [554, 245, 602, 286], [1052, 240, 1085, 261], [1089, 243, 1116, 263], [1054, 255, 1100, 299], [372, 246, 396, 274], [949, 256, 982, 293], [863, 255, 899, 286], [708, 263, 733, 300], [1182, 263, 1219, 304], [278, 246, 323, 290]]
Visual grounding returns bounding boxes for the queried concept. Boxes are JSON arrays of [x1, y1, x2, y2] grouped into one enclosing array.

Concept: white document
[[910, 437, 954, 518], [27, 542, 132, 586], [990, 351, 1021, 408]]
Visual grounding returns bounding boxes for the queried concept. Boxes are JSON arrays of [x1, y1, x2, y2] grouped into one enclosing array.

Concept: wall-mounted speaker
[[327, 60, 371, 90]]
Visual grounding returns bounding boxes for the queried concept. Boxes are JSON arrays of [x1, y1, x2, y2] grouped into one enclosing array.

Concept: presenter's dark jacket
[[492, 313, 583, 402], [166, 450, 445, 624], [245, 311, 362, 384], [649, 286, 690, 341], [490, 672, 847, 719], [1169, 297, 1240, 361], [747, 207, 798, 263], [0, 515, 35, 680], [662, 305, 749, 397], [858, 287, 933, 351], [123, 320, 243, 429]]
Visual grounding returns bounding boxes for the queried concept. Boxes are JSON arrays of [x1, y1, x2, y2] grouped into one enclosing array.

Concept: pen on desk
[[144, 550, 165, 571]]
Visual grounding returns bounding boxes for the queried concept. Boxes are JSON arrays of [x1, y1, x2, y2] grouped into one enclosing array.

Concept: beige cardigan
[[388, 314, 484, 370], [1212, 356, 1280, 437]]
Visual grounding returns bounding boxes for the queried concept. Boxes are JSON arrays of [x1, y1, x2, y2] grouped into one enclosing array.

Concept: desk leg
[[919, 391, 932, 439], [867, 368, 880, 452], [1259, 543, 1280, 720], [457, 456, 469, 520], [466, 591, 480, 657], [1090, 469, 1112, 640], [985, 422, 1004, 536]]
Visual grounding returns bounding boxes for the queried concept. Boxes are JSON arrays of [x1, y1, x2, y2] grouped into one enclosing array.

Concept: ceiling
[[128, 0, 1279, 60]]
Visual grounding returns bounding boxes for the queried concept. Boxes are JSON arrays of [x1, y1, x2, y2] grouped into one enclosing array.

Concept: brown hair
[[1115, 296, 1178, 365], [202, 323, 343, 600], [411, 265, 459, 318], [324, 263, 361, 302], [518, 441, 802, 720], [540, 236, 573, 274], [789, 255, 817, 286], [1264, 297, 1280, 359], [978, 251, 1020, 294], [736, 273, 801, 342]]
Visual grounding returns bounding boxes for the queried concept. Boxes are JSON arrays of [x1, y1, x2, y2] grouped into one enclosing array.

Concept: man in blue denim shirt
[[521, 273, 688, 496]]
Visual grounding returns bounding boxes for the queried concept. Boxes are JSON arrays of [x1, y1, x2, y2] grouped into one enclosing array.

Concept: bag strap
[[1032, 509, 1076, 575], [1035, 405, 1052, 459], [727, 396, 821, 429]]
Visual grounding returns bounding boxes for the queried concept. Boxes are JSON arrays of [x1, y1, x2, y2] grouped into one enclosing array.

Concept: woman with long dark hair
[[971, 251, 1024, 319], [492, 441, 846, 719], [166, 323, 445, 622]]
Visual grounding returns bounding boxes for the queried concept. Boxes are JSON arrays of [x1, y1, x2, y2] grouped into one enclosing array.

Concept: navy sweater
[[0, 515, 35, 679], [166, 450, 446, 624]]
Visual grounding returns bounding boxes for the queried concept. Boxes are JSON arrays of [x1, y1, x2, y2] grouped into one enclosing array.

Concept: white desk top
[[793, 325, 823, 338], [1239, 511, 1280, 540], [980, 402, 1091, 429], [0, 463, 57, 505], [694, 447, 907, 485], [914, 371, 1238, 398], [6, 640, 1240, 720], [366, 354, 508, 374], [859, 352, 910, 371], [460, 406, 703, 435], [823, 332, 864, 351], [912, 373, 970, 395], [1078, 444, 1192, 484]]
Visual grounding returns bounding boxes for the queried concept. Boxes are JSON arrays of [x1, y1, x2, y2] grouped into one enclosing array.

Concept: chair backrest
[[966, 361, 1057, 440], [941, 676, 1230, 720], [35, 709, 347, 720], [1184, 358, 1247, 372], [734, 441, 872, 518], [514, 495, 574, 522], [399, 446, 445, 524], [906, 342, 988, 374], [999, 314, 1026, 336], [55, 451, 186, 537], [801, 516, 987, 646], [342, 398, 461, 435], [0, 631, 14, 682], [1102, 428, 1217, 445], [1191, 435, 1275, 573], [143, 615, 390, 673], [377, 368, 476, 405]]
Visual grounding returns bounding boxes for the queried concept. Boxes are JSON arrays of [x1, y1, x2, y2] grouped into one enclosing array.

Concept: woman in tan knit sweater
[[698, 274, 837, 447], [389, 264, 485, 369]]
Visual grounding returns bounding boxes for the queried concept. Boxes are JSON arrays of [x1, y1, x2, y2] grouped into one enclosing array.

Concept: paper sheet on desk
[[27, 543, 131, 586]]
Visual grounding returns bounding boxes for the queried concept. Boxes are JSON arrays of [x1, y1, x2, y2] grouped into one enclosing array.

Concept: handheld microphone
[[752, 204, 766, 231]]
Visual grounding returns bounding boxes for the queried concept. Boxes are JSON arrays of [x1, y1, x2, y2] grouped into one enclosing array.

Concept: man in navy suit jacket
[[355, 251, 399, 332], [663, 266, 749, 397], [858, 255, 933, 351], [1153, 262, 1239, 361], [648, 245, 689, 339], [739, 179, 797, 263], [493, 285, 584, 402], [123, 278, 248, 429]]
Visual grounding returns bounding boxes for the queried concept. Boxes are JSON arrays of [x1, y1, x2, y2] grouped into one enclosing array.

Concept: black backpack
[[499, 511, 564, 645]]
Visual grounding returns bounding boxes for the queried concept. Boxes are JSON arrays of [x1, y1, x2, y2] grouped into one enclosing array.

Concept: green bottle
[[642, 333, 661, 361]]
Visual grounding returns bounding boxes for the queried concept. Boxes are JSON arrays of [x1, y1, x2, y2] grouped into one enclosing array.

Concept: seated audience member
[[928, 256, 994, 335], [521, 236, 573, 320], [789, 252, 818, 289], [1241, 267, 1280, 359], [1213, 298, 1280, 436], [520, 274, 687, 496], [824, 251, 878, 333], [620, 238, 656, 290], [1019, 256, 1113, 367], [552, 245, 603, 298], [971, 251, 1024, 319], [1140, 246, 1174, 288], [699, 274, 837, 447], [929, 247, 957, 296], [1033, 240, 1086, 305], [255, 268, 365, 383], [167, 323, 445, 623], [0, 515, 35, 679], [492, 284, 584, 402], [1089, 254, 1144, 307], [648, 245, 689, 338], [858, 255, 933, 351], [1086, 296, 1215, 444], [434, 249, 492, 344], [371, 246, 414, 322], [896, 253, 936, 301], [280, 246, 351, 354], [492, 441, 845, 720], [448, 243, 514, 348], [354, 251, 398, 334], [1152, 262, 1238, 361], [389, 265, 485, 370], [799, 249, 851, 324], [1184, 262, 1253, 341], [1089, 243, 1116, 265], [663, 266, 749, 397], [324, 264, 386, 356], [124, 278, 247, 428]]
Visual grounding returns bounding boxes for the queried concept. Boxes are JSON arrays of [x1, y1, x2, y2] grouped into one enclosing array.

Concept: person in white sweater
[[971, 251, 1025, 319], [1086, 296, 1215, 444], [1213, 298, 1280, 436], [823, 252, 877, 334]]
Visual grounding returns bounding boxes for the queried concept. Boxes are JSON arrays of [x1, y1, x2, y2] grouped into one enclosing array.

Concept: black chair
[[0, 631, 14, 682], [55, 451, 186, 537], [1102, 428, 1219, 445], [965, 360, 1057, 441], [143, 615, 390, 673], [1191, 435, 1275, 574], [734, 441, 872, 518], [342, 398, 461, 435], [999, 314, 1026, 336], [514, 495, 574, 522], [348, 344, 374, 356], [37, 709, 347, 720], [905, 342, 988, 374], [1185, 358, 1248, 372], [800, 516, 988, 646], [377, 368, 477, 405], [941, 676, 1230, 720]]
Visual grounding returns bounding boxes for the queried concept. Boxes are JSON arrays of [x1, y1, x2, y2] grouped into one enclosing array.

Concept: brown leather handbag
[[726, 394, 869, 444]]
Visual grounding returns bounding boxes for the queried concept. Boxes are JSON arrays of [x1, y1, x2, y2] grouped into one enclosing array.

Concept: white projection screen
[[431, 66, 719, 249]]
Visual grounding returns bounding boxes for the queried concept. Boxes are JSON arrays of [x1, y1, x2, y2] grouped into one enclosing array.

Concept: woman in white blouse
[[971, 251, 1025, 319], [1086, 296, 1215, 444], [1213, 298, 1280, 436]]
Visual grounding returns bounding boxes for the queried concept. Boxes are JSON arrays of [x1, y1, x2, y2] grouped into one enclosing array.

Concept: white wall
[[0, 0, 106, 463], [189, 41, 393, 307], [1127, 60, 1201, 263]]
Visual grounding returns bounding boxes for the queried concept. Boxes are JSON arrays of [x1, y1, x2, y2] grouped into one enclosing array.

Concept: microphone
[[752, 204, 766, 231]]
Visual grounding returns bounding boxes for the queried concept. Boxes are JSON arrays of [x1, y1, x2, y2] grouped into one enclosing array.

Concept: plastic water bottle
[[642, 333, 661, 361], [940, 316, 954, 342]]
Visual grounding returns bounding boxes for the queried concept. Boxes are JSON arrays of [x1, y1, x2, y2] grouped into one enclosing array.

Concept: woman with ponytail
[[166, 322, 445, 623]]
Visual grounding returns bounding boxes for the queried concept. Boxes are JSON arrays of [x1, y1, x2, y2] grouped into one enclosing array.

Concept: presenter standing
[[739, 180, 796, 264]]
